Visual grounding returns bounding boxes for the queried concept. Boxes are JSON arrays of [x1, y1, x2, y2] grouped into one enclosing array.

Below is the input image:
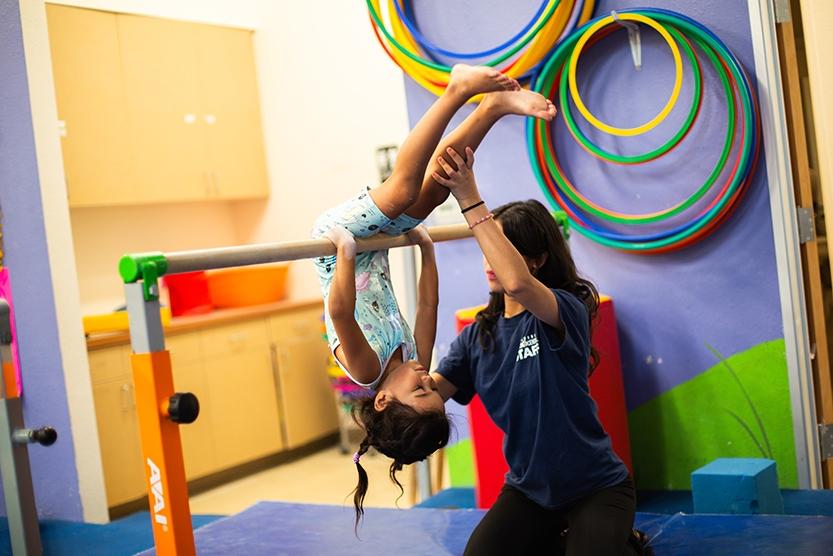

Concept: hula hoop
[[366, 0, 595, 97], [568, 13, 684, 136], [545, 32, 732, 224], [560, 25, 703, 165], [393, 0, 552, 59], [526, 8, 760, 253]]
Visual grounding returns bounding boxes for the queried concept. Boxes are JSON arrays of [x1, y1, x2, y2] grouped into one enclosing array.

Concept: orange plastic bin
[[455, 295, 633, 508], [206, 263, 289, 308]]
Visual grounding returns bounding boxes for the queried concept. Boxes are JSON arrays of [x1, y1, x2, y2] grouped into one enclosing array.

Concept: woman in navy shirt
[[430, 147, 645, 555]]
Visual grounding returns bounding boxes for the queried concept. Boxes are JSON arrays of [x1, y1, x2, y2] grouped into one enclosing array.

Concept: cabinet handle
[[227, 332, 248, 345], [269, 343, 289, 447], [184, 113, 197, 125], [204, 114, 217, 125], [120, 383, 131, 411], [203, 171, 211, 196], [211, 172, 219, 195]]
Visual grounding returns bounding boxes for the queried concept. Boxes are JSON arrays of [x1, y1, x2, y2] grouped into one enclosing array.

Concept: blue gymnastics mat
[[137, 501, 833, 555]]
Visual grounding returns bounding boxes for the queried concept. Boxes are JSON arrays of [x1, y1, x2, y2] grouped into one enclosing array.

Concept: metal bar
[[0, 302, 41, 555], [125, 283, 165, 354], [163, 224, 473, 275], [0, 398, 42, 556], [400, 247, 434, 501]]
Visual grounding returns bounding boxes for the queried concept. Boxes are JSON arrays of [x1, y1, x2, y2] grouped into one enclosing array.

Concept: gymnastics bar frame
[[119, 223, 473, 556], [0, 299, 58, 555]]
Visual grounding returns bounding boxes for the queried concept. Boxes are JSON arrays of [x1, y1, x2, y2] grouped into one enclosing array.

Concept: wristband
[[469, 212, 494, 230]]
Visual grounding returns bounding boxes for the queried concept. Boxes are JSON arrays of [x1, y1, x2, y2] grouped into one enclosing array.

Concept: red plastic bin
[[163, 271, 214, 317]]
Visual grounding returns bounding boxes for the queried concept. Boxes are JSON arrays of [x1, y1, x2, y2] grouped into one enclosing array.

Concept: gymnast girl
[[311, 64, 556, 526]]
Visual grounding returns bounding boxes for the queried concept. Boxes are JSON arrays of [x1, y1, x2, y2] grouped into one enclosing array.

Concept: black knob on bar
[[168, 392, 199, 424], [13, 426, 58, 446], [32, 427, 57, 446]]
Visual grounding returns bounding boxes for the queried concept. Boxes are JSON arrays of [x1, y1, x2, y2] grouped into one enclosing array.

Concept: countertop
[[86, 297, 323, 350]]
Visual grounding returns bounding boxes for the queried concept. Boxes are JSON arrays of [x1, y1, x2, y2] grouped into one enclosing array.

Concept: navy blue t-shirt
[[437, 289, 628, 509]]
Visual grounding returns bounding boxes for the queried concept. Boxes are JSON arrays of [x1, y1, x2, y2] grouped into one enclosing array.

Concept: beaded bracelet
[[469, 212, 494, 230], [460, 200, 485, 214]]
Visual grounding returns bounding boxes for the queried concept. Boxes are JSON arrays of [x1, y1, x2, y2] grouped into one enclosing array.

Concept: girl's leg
[[463, 485, 564, 556], [369, 65, 518, 219], [564, 477, 638, 556], [404, 89, 557, 220]]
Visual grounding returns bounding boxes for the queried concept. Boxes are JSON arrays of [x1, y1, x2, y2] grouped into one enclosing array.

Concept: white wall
[[49, 0, 410, 311], [799, 0, 833, 285], [230, 1, 411, 300], [71, 203, 242, 313]]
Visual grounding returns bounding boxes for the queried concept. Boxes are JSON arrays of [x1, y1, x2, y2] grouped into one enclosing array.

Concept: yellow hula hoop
[[510, 0, 575, 74], [379, 0, 572, 101], [568, 13, 683, 137], [386, 0, 447, 91], [579, 0, 595, 25], [388, 0, 564, 82]]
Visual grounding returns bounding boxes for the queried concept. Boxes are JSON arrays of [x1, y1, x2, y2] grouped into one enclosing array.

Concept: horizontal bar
[[163, 223, 472, 275]]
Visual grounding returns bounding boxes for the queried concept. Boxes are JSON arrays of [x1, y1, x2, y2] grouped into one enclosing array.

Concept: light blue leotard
[[311, 188, 421, 389]]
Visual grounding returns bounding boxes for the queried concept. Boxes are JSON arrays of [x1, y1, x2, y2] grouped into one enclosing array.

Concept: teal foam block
[[691, 458, 784, 514]]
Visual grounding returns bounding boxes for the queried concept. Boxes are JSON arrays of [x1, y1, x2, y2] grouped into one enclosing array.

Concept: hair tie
[[461, 200, 485, 214], [352, 451, 361, 464]]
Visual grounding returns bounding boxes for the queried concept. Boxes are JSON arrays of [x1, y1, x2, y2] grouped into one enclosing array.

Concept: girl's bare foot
[[481, 89, 557, 121], [446, 64, 519, 99]]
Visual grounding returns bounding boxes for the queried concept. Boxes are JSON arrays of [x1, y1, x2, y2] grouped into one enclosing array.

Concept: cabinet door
[[92, 380, 145, 506], [204, 349, 283, 470], [172, 360, 217, 479], [88, 345, 131, 384], [168, 333, 216, 478], [270, 308, 338, 449], [196, 25, 269, 200], [46, 5, 136, 207], [275, 335, 339, 448], [118, 14, 208, 203]]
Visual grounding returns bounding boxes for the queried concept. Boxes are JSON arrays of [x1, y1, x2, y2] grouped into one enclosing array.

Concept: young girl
[[430, 148, 645, 554], [311, 65, 557, 526]]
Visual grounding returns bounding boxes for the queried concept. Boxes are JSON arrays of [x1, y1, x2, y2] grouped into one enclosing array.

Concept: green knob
[[118, 253, 168, 301], [119, 252, 167, 283]]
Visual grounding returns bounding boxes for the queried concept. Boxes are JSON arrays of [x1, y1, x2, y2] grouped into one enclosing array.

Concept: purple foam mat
[[137, 502, 833, 555]]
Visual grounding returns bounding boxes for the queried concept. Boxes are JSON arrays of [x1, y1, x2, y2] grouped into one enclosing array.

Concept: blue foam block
[[691, 458, 784, 514]]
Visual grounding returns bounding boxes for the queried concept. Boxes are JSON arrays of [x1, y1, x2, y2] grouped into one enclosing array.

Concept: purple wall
[[404, 1, 782, 438], [0, 0, 83, 520]]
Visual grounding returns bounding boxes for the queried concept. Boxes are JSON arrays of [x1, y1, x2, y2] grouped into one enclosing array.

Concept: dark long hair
[[475, 200, 600, 372], [351, 397, 449, 530]]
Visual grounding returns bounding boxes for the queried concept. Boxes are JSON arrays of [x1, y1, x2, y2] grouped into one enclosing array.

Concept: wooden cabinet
[[89, 346, 145, 507], [271, 309, 339, 449], [196, 24, 269, 200], [118, 15, 208, 203], [200, 320, 283, 468], [46, 6, 269, 207], [88, 304, 332, 508], [168, 333, 217, 479], [46, 5, 136, 206]]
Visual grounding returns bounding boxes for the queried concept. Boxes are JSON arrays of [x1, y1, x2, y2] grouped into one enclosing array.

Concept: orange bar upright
[[131, 351, 195, 556]]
